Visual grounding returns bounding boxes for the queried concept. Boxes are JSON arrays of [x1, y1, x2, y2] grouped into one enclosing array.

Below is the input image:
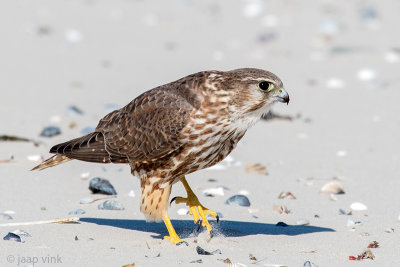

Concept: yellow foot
[[171, 177, 219, 234], [163, 216, 188, 246]]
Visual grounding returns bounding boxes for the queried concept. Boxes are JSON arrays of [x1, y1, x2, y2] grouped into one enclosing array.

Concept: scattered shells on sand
[[246, 163, 268, 175], [273, 205, 290, 214], [350, 202, 368, 211], [203, 187, 224, 197], [98, 200, 125, 210], [225, 195, 251, 207], [320, 181, 345, 194], [89, 177, 117, 195]]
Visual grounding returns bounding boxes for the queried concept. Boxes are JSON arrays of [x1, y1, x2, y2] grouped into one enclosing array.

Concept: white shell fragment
[[350, 202, 368, 211], [80, 197, 94, 204], [80, 172, 90, 179], [357, 68, 377, 81], [273, 205, 289, 214], [177, 208, 188, 215], [128, 190, 135, 198], [384, 228, 394, 233], [320, 181, 345, 194], [203, 187, 224, 197], [238, 190, 249, 196], [296, 219, 310, 226], [246, 163, 268, 175]]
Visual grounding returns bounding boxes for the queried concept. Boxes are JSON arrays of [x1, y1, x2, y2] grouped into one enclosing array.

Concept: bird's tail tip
[[31, 155, 71, 171]]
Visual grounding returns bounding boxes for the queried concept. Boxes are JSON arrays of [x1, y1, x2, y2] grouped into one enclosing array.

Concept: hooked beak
[[273, 88, 290, 105]]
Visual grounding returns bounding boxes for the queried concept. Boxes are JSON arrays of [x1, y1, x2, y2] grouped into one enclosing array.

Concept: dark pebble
[[196, 246, 221, 255], [224, 195, 250, 207], [276, 222, 289, 227], [40, 126, 61, 137], [68, 209, 86, 215], [3, 232, 21, 242], [89, 177, 117, 195], [0, 213, 13, 220], [75, 236, 79, 241], [98, 200, 124, 210]]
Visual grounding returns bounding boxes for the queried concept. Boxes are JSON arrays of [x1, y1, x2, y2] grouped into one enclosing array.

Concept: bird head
[[224, 68, 289, 117]]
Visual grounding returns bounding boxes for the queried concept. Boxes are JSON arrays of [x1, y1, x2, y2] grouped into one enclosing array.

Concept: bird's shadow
[[79, 217, 335, 239]]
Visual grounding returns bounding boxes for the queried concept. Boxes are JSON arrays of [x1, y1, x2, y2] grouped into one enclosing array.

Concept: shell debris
[[246, 163, 268, 175], [320, 181, 344, 194]]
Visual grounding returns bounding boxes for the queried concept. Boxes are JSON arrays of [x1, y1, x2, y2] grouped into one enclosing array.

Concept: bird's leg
[[171, 176, 219, 233], [163, 215, 188, 245]]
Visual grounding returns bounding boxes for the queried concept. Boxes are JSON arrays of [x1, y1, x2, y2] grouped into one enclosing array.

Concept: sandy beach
[[1, 0, 399, 266]]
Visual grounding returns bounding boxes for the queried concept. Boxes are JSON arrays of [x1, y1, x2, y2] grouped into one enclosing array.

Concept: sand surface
[[1, 0, 399, 266]]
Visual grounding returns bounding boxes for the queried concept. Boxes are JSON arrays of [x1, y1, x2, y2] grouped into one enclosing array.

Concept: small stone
[[304, 261, 319, 267], [75, 235, 79, 241], [177, 208, 188, 215], [89, 177, 117, 195], [246, 163, 268, 175], [11, 230, 31, 237], [384, 228, 394, 233], [350, 202, 368, 211], [40, 126, 61, 137], [203, 187, 224, 197], [0, 213, 13, 220], [320, 181, 345, 194], [3, 232, 21, 242], [128, 190, 135, 198], [296, 219, 310, 226], [68, 209, 86, 215], [67, 105, 84, 115], [195, 246, 221, 255], [98, 200, 125, 210], [225, 195, 251, 207], [80, 197, 93, 204]]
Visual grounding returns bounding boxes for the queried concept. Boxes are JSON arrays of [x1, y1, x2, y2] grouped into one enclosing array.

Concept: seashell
[[11, 230, 31, 237], [273, 205, 289, 214], [320, 181, 344, 194], [203, 187, 224, 197], [195, 246, 221, 255], [67, 105, 84, 115], [68, 209, 86, 215], [246, 163, 268, 175], [225, 195, 251, 207], [40, 126, 61, 137], [357, 68, 377, 81], [304, 261, 319, 267], [98, 200, 124, 210], [177, 208, 188, 215], [296, 219, 310, 226], [89, 177, 117, 195], [80, 197, 93, 204], [0, 213, 13, 220], [350, 202, 368, 211], [384, 228, 394, 233], [278, 192, 296, 199], [3, 232, 22, 242]]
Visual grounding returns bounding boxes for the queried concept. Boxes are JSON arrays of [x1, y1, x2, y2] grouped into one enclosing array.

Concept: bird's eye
[[258, 81, 274, 91]]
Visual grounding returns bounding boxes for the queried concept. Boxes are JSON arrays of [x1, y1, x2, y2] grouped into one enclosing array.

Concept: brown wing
[[96, 80, 202, 163]]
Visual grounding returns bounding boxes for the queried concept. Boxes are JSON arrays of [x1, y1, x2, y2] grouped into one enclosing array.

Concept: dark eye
[[258, 81, 274, 91]]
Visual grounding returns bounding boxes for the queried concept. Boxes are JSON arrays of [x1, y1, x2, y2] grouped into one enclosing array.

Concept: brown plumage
[[32, 68, 289, 244]]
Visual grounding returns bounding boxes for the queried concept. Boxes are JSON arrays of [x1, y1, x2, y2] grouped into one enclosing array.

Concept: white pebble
[[27, 155, 42, 162], [65, 28, 83, 43], [336, 150, 347, 157], [384, 228, 394, 233], [350, 202, 368, 211], [80, 172, 90, 179], [384, 51, 399, 63], [128, 190, 135, 198], [203, 187, 224, 197], [177, 208, 188, 215], [357, 68, 377, 81], [325, 78, 345, 89], [296, 219, 310, 226]]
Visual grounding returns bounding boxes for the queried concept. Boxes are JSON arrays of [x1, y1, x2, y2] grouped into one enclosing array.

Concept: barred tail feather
[[31, 155, 72, 171]]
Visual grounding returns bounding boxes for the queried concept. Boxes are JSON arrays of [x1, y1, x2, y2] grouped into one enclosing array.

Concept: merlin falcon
[[32, 68, 289, 244]]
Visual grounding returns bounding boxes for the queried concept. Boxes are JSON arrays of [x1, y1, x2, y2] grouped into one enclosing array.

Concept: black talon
[[216, 215, 219, 223], [170, 196, 178, 205], [196, 220, 202, 232], [176, 241, 189, 246]]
